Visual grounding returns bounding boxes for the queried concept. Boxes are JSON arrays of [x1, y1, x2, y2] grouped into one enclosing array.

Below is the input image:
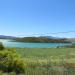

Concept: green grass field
[[17, 48, 75, 62], [0, 47, 75, 75], [15, 48, 75, 75]]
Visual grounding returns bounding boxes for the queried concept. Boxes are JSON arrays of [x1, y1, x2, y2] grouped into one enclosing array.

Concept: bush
[[0, 42, 4, 50], [0, 48, 25, 74], [0, 71, 16, 75]]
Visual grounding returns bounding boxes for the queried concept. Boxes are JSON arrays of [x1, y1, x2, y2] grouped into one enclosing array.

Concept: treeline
[[14, 37, 70, 43]]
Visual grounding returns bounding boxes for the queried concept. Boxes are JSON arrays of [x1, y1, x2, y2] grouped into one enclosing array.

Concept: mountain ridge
[[0, 35, 16, 39]]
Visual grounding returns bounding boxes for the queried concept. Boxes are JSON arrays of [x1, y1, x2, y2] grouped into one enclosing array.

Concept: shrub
[[0, 71, 16, 75], [0, 42, 4, 50], [0, 48, 25, 74]]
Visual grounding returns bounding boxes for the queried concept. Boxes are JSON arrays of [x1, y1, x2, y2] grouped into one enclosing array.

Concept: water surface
[[0, 39, 72, 48]]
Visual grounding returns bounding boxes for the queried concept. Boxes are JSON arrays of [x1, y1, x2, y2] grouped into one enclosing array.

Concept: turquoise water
[[0, 39, 72, 48]]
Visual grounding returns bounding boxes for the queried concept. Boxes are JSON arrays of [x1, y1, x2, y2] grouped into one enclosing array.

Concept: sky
[[0, 0, 75, 37]]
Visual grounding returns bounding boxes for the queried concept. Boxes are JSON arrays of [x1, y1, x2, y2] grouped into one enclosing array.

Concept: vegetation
[[16, 48, 75, 75], [13, 37, 70, 43], [57, 43, 75, 48], [0, 43, 75, 75], [0, 43, 25, 75], [0, 42, 4, 50]]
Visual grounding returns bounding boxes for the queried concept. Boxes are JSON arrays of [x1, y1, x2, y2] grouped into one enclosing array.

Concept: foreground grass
[[1, 48, 75, 75], [17, 48, 75, 63], [16, 48, 75, 75]]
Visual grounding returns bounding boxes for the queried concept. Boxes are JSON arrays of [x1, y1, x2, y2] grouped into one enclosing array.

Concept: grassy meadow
[[17, 48, 75, 63], [1, 47, 75, 75], [16, 48, 75, 75]]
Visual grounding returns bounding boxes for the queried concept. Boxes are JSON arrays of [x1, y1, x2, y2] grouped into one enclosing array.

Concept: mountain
[[39, 36, 64, 39], [66, 38, 75, 42], [14, 37, 70, 43], [0, 35, 16, 39], [0, 35, 72, 43]]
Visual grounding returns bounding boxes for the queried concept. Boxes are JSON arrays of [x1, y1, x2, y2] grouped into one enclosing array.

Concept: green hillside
[[14, 37, 70, 43]]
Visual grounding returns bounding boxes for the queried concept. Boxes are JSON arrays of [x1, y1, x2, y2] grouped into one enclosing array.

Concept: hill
[[14, 37, 70, 43], [66, 38, 75, 42], [0, 35, 72, 43], [39, 36, 64, 39], [0, 35, 16, 39]]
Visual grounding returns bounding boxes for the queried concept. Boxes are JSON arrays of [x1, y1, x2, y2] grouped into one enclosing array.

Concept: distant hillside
[[39, 36, 64, 39], [0, 35, 16, 39], [14, 37, 70, 43], [0, 35, 72, 43], [66, 38, 75, 42]]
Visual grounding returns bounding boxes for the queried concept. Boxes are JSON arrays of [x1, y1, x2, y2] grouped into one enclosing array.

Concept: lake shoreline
[[0, 39, 72, 48]]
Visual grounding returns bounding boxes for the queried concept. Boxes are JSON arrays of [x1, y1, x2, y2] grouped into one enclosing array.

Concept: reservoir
[[0, 39, 72, 48]]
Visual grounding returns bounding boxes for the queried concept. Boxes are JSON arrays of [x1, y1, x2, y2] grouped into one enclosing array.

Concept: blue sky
[[0, 0, 75, 37]]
